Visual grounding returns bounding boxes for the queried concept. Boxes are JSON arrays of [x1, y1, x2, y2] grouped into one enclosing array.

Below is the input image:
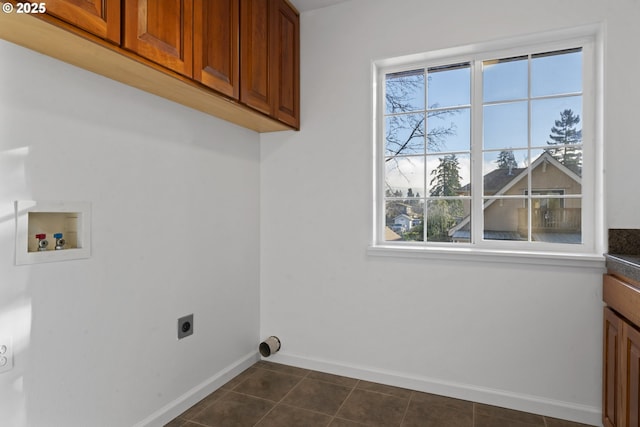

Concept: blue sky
[[385, 49, 583, 194]]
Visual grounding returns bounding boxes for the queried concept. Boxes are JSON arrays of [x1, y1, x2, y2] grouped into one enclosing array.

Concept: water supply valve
[[54, 233, 65, 250], [35, 234, 48, 251]]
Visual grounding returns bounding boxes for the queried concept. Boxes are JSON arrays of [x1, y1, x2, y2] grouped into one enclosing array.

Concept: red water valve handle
[[35, 234, 46, 240]]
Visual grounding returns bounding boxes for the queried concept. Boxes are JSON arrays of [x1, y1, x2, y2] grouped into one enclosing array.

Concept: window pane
[[385, 200, 424, 241], [385, 69, 425, 114], [385, 113, 425, 156], [547, 147, 583, 178], [483, 101, 528, 150], [426, 199, 469, 242], [531, 148, 583, 189], [531, 97, 582, 148], [384, 156, 425, 198], [483, 56, 528, 103], [427, 108, 470, 152], [531, 49, 582, 97], [427, 154, 470, 196], [483, 197, 527, 241], [482, 150, 528, 196], [531, 198, 582, 244], [379, 41, 592, 250], [427, 64, 470, 108]]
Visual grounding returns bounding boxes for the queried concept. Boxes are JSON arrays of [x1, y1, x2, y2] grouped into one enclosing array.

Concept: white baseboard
[[133, 351, 260, 427], [267, 352, 603, 427]]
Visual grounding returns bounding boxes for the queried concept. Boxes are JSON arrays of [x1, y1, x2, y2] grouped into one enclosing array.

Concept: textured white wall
[[0, 41, 260, 426], [260, 0, 640, 425]]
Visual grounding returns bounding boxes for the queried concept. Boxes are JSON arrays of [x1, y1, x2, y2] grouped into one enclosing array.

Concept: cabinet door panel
[[240, 0, 271, 115], [271, 0, 299, 128], [124, 0, 193, 77], [604, 308, 621, 427], [622, 322, 640, 427], [194, 0, 239, 98], [39, 0, 120, 43]]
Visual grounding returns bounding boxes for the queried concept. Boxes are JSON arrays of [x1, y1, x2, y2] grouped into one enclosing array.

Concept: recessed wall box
[[177, 314, 194, 340], [15, 201, 91, 265]]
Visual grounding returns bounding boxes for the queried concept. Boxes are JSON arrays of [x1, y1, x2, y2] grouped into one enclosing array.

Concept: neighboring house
[[386, 201, 415, 217], [393, 214, 420, 232], [450, 151, 582, 243]]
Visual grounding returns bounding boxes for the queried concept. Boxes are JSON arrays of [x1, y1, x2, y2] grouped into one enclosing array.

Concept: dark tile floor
[[165, 361, 597, 427]]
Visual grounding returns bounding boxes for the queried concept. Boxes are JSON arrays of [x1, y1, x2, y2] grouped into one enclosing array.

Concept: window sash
[[375, 35, 600, 255]]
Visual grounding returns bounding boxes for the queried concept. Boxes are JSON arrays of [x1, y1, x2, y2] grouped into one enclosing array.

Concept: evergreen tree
[[547, 109, 582, 171], [427, 155, 464, 241], [496, 150, 518, 171], [429, 154, 462, 197]]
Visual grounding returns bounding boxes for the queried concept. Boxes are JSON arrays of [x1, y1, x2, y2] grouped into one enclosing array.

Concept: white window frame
[[369, 25, 605, 267]]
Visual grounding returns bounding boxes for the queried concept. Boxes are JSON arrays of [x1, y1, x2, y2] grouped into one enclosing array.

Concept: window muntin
[[379, 43, 594, 253], [383, 63, 471, 244]]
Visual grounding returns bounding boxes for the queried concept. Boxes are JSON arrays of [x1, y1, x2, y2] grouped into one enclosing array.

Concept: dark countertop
[[606, 229, 640, 282], [605, 253, 640, 283]]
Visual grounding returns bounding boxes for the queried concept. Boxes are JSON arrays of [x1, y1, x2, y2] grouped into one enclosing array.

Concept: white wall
[[0, 41, 260, 426], [261, 0, 640, 425]]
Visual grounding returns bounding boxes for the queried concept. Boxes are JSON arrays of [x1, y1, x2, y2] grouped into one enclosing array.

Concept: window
[[374, 31, 602, 258]]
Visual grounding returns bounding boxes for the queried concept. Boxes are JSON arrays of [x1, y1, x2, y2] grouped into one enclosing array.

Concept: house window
[[375, 31, 602, 256]]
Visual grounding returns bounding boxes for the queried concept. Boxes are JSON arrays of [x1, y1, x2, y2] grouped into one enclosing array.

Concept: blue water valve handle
[[54, 233, 66, 250]]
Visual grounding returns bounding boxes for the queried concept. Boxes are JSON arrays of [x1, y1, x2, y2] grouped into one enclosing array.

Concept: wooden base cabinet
[[621, 320, 640, 427], [603, 274, 640, 427], [604, 307, 621, 427]]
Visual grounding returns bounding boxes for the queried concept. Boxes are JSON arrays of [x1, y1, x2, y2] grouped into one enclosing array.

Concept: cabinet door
[[270, 0, 299, 128], [622, 321, 640, 427], [38, 0, 120, 43], [240, 0, 271, 115], [604, 308, 622, 427], [123, 0, 193, 77], [193, 0, 239, 99]]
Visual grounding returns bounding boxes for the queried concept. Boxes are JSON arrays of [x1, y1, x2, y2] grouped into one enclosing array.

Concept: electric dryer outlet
[[178, 314, 194, 339]]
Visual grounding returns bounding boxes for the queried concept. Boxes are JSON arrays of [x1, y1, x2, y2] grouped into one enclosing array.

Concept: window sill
[[367, 244, 606, 269]]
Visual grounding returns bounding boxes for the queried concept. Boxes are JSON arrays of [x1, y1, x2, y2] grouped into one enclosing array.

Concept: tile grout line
[[250, 367, 310, 426], [180, 420, 211, 427], [169, 362, 598, 427], [398, 391, 414, 426], [472, 402, 476, 427], [173, 368, 259, 426], [330, 379, 362, 425], [323, 376, 362, 427], [177, 386, 234, 423], [355, 382, 415, 399]]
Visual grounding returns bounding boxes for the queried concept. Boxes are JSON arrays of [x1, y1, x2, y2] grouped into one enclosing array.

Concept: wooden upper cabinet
[[193, 0, 239, 99], [123, 0, 194, 77], [3, 0, 297, 131], [270, 0, 299, 128], [39, 0, 121, 43], [240, 0, 271, 115], [240, 0, 299, 129]]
